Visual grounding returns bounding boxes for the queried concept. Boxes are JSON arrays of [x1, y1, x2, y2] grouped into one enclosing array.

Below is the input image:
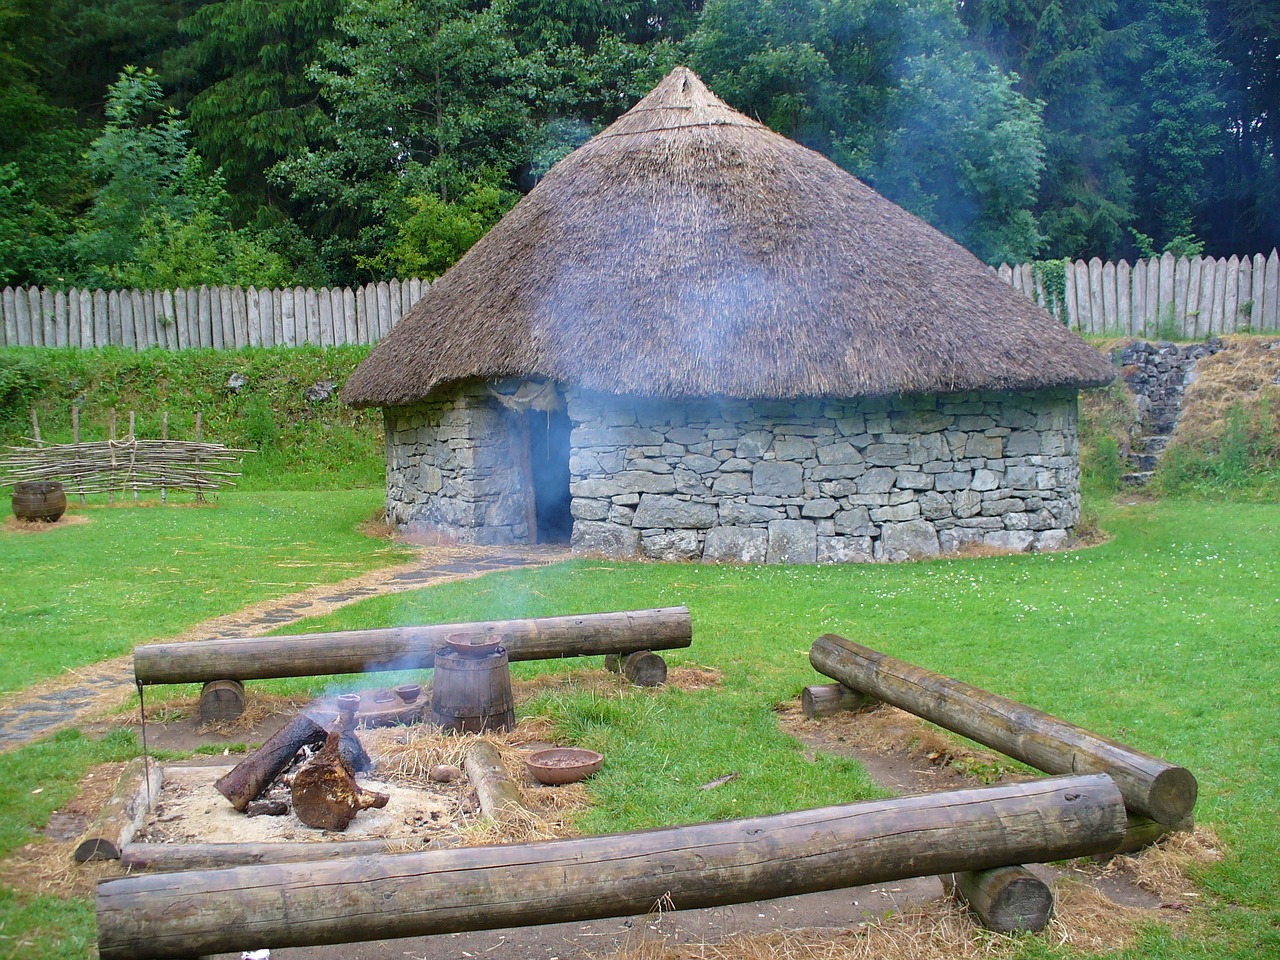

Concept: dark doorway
[[525, 403, 572, 543]]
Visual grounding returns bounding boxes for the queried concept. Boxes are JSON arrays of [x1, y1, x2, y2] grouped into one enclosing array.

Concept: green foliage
[[1132, 227, 1207, 261], [0, 346, 385, 490], [1157, 397, 1280, 496], [1079, 378, 1137, 496], [362, 181, 519, 280], [1130, 0, 1227, 248], [690, 0, 1048, 263], [0, 351, 44, 423], [1030, 257, 1069, 321]]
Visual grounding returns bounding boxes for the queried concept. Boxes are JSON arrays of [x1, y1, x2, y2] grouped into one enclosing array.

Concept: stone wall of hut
[[564, 388, 1081, 562], [383, 382, 530, 544], [382, 382, 1083, 560]]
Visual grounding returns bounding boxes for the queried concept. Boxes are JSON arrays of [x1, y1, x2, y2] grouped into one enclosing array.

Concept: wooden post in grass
[[943, 866, 1054, 933], [809, 634, 1197, 824], [604, 650, 668, 686], [133, 607, 693, 686], [463, 742, 524, 822], [96, 774, 1126, 960], [801, 682, 878, 719]]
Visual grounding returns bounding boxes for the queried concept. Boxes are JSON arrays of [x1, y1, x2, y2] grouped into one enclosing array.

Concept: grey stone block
[[570, 498, 609, 521], [774, 437, 816, 461], [719, 501, 784, 524], [880, 520, 941, 560], [818, 536, 873, 563], [571, 521, 641, 557], [633, 494, 717, 529], [984, 530, 1035, 553], [767, 519, 818, 563], [736, 431, 774, 458], [971, 469, 1001, 491], [642, 529, 701, 561], [753, 461, 804, 496], [871, 502, 921, 523], [703, 525, 769, 562], [895, 471, 933, 490], [712, 473, 753, 495], [858, 467, 898, 493], [833, 506, 873, 536], [682, 454, 722, 474], [801, 498, 839, 518]]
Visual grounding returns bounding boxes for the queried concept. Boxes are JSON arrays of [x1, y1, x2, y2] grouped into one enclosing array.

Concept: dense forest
[[0, 0, 1275, 289]]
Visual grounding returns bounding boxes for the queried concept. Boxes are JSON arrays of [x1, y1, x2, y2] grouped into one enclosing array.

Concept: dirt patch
[[2, 512, 92, 533]]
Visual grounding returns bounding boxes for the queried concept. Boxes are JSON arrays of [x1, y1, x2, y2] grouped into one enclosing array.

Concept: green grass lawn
[[0, 489, 410, 692], [1, 496, 1277, 958]]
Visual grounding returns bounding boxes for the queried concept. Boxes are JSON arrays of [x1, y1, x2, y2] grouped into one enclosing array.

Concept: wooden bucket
[[430, 647, 515, 733], [11, 481, 67, 522]]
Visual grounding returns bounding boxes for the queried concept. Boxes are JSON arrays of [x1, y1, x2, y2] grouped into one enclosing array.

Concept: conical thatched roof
[[342, 67, 1114, 408]]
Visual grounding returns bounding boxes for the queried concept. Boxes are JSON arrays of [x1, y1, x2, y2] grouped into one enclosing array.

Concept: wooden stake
[[72, 405, 85, 503], [29, 407, 40, 445]]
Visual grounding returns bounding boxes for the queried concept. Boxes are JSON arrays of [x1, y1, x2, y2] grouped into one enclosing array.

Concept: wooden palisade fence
[[1000, 249, 1280, 338], [0, 280, 428, 349]]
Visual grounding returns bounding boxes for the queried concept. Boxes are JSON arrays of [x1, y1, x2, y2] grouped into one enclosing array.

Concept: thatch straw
[[343, 67, 1115, 409]]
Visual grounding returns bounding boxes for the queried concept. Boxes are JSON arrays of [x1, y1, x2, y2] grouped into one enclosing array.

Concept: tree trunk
[[134, 607, 692, 685], [214, 711, 327, 812], [96, 774, 1125, 960], [809, 634, 1197, 824], [74, 758, 163, 862]]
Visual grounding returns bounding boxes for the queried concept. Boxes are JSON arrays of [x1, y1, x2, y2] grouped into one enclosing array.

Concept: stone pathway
[[0, 546, 570, 753]]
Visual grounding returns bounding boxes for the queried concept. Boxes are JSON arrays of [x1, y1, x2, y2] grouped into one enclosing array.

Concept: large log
[[603, 650, 668, 686], [809, 634, 1196, 824], [214, 711, 327, 812], [73, 758, 163, 862], [96, 774, 1125, 959], [133, 607, 692, 685]]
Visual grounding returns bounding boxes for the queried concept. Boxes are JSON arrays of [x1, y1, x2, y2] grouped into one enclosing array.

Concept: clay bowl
[[394, 683, 422, 703], [443, 633, 505, 657], [526, 747, 604, 786]]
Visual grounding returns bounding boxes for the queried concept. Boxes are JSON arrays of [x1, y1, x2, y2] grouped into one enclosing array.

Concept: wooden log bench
[[132, 607, 693, 720], [808, 634, 1197, 829], [96, 773, 1126, 959]]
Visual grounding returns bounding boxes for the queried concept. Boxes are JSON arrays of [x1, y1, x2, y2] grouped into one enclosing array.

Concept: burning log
[[214, 711, 327, 812], [291, 731, 388, 831], [809, 634, 1198, 824], [96, 774, 1126, 959]]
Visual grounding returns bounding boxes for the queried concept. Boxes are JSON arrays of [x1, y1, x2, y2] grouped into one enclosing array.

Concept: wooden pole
[[133, 607, 693, 685], [72, 405, 85, 503], [74, 758, 163, 862], [96, 774, 1125, 960], [943, 866, 1054, 933], [809, 634, 1197, 824], [801, 682, 878, 719], [29, 407, 40, 445]]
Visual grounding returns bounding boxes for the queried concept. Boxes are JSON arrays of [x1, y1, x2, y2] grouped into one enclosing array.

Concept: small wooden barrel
[[11, 481, 67, 522], [430, 647, 515, 733]]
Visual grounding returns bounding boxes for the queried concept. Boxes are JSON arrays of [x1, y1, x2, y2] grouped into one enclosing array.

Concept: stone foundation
[[565, 388, 1080, 562], [383, 381, 1084, 561]]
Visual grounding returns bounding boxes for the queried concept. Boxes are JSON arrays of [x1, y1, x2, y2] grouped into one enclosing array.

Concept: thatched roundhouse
[[342, 67, 1114, 562]]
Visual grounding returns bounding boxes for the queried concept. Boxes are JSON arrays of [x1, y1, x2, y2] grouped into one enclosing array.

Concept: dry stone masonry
[[383, 381, 1084, 562]]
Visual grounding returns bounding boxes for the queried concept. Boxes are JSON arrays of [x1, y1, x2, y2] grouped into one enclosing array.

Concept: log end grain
[[199, 680, 246, 724], [1148, 766, 1198, 825], [801, 683, 878, 719], [945, 866, 1054, 933]]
